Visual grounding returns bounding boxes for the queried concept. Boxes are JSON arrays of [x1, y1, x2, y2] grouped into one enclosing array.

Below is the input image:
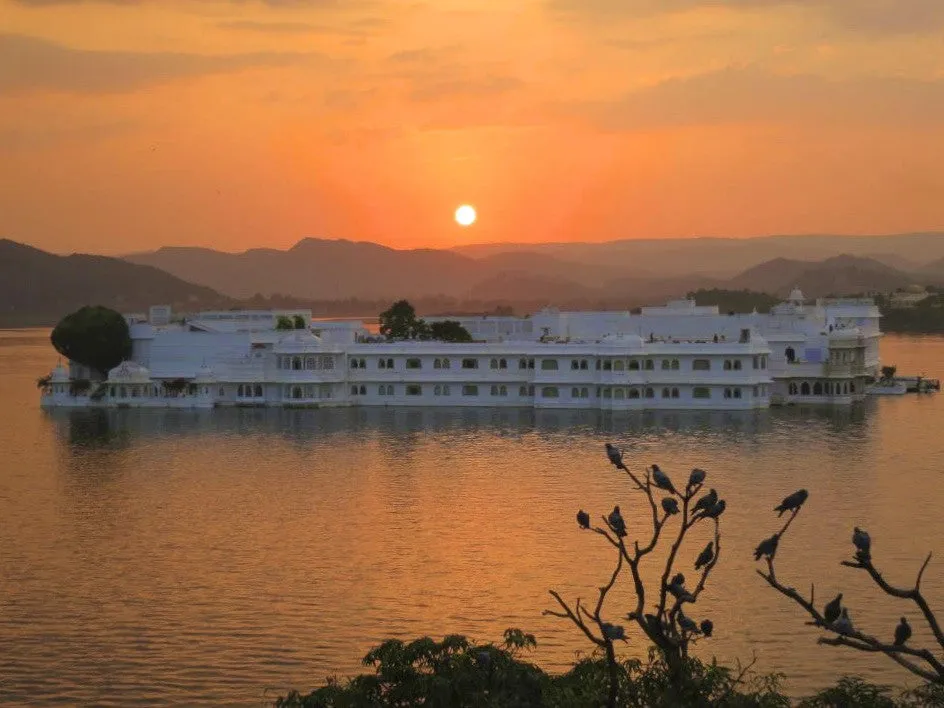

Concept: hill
[[0, 239, 230, 327], [728, 254, 916, 297]]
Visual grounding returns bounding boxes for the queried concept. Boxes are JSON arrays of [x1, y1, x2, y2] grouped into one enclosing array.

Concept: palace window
[[434, 385, 441, 396], [614, 388, 625, 399], [629, 359, 640, 370], [441, 358, 451, 369], [542, 386, 559, 398], [724, 388, 732, 398], [406, 358, 422, 370], [580, 360, 588, 370], [406, 384, 422, 396], [462, 384, 479, 396], [724, 360, 732, 371], [662, 359, 671, 370], [254, 385, 263, 397], [693, 387, 711, 399], [629, 388, 640, 399], [351, 385, 358, 395], [491, 359, 500, 369], [813, 382, 823, 395], [733, 388, 742, 399], [500, 385, 507, 396], [491, 385, 499, 396], [645, 387, 655, 398], [693, 359, 711, 371], [350, 359, 359, 369], [671, 360, 680, 370], [462, 358, 479, 370], [662, 387, 671, 398], [359, 385, 366, 395], [645, 360, 654, 371], [614, 360, 625, 371], [541, 359, 559, 371], [386, 358, 394, 369], [603, 388, 612, 399], [733, 360, 742, 370], [571, 360, 579, 370], [671, 388, 679, 398], [603, 360, 612, 371]]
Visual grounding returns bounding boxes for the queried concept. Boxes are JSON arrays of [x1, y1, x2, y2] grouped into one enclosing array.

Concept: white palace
[[39, 290, 882, 411]]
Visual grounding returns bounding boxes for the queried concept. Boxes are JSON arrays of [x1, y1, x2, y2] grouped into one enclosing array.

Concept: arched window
[[491, 359, 499, 369], [406, 358, 422, 370], [306, 356, 317, 369], [662, 387, 671, 398], [519, 358, 528, 370], [500, 385, 507, 396], [785, 347, 796, 363], [603, 388, 612, 399], [254, 385, 263, 397], [672, 388, 679, 398], [218, 386, 225, 397], [645, 387, 655, 398], [359, 385, 366, 395], [734, 388, 742, 399], [614, 388, 625, 399], [359, 359, 366, 368], [351, 385, 358, 395], [500, 359, 508, 369], [292, 386, 303, 399], [580, 360, 588, 371], [614, 360, 625, 371], [724, 388, 732, 399], [595, 360, 601, 370], [519, 385, 528, 396], [629, 388, 640, 399], [434, 385, 442, 396], [387, 358, 394, 369], [441, 358, 450, 369], [237, 384, 244, 397], [581, 387, 588, 398], [571, 360, 580, 370], [350, 358, 359, 369], [603, 361, 612, 371], [724, 360, 732, 371], [491, 385, 499, 396], [541, 359, 559, 371], [843, 382, 849, 394], [292, 357, 302, 371], [734, 360, 742, 370], [645, 360, 654, 371], [378, 385, 386, 395], [813, 382, 823, 395], [629, 360, 640, 370], [801, 382, 811, 396], [434, 358, 441, 369], [789, 383, 798, 395], [572, 387, 580, 397], [662, 359, 671, 370], [541, 386, 559, 398]]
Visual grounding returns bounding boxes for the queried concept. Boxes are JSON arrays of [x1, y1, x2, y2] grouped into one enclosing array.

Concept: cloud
[[0, 33, 327, 94], [11, 0, 375, 6], [546, 0, 944, 35], [216, 20, 326, 33], [409, 74, 524, 102], [572, 65, 944, 131]]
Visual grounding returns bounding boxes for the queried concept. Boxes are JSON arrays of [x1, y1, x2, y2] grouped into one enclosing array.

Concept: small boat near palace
[[866, 381, 908, 395]]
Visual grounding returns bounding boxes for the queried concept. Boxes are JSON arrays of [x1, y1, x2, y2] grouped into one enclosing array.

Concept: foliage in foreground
[[274, 631, 944, 707]]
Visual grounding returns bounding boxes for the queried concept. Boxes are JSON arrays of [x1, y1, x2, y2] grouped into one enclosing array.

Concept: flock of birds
[[575, 443, 913, 650]]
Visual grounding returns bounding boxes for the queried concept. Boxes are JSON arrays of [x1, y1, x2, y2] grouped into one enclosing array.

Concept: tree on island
[[379, 300, 473, 342], [50, 305, 132, 378], [275, 315, 295, 331]]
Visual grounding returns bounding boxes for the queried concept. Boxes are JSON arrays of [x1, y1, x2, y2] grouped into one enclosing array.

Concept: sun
[[455, 204, 476, 227]]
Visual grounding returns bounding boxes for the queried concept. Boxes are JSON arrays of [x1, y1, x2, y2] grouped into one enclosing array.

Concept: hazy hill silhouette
[[729, 254, 918, 297], [0, 239, 230, 326]]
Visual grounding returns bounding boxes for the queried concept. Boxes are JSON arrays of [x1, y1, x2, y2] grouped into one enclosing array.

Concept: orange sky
[[1, 0, 943, 254]]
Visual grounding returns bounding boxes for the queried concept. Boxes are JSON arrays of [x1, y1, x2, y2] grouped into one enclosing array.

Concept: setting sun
[[455, 205, 477, 227]]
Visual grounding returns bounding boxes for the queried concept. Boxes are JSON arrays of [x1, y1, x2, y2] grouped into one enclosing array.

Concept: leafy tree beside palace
[[379, 300, 472, 342]]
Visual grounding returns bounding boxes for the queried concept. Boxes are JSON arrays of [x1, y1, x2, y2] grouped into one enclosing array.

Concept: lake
[[2, 329, 943, 705]]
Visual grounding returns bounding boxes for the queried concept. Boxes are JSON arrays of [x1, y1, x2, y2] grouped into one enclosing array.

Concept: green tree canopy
[[50, 305, 132, 377], [429, 320, 473, 342], [276, 315, 294, 330], [292, 314, 306, 330], [379, 300, 429, 340]]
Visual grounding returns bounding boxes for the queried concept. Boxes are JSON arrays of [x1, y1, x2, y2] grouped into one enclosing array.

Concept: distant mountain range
[[0, 239, 230, 327], [3, 233, 944, 327], [124, 234, 944, 304]]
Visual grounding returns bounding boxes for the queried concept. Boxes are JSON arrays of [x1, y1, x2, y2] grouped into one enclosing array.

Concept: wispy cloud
[[571, 65, 944, 131], [0, 33, 328, 94], [546, 0, 944, 34]]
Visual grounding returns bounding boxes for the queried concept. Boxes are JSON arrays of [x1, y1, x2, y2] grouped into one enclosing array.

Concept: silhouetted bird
[[605, 443, 627, 470], [853, 527, 871, 561], [754, 533, 779, 561], [577, 509, 591, 529], [662, 497, 680, 515], [695, 542, 714, 570], [824, 593, 843, 625], [700, 499, 726, 520], [608, 506, 627, 537], [601, 623, 626, 641], [692, 489, 718, 516], [678, 613, 697, 633], [894, 617, 912, 646], [670, 572, 686, 589], [699, 619, 713, 637], [834, 608, 854, 635], [774, 489, 809, 517], [651, 464, 676, 494], [688, 468, 706, 488]]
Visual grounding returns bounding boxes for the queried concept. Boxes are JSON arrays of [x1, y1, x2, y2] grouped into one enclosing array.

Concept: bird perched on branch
[[661, 497, 679, 515], [605, 443, 627, 470], [774, 489, 809, 517], [688, 468, 706, 489], [695, 542, 714, 570], [699, 619, 713, 637], [601, 623, 626, 641], [698, 499, 726, 520], [608, 506, 627, 537], [651, 464, 676, 494], [894, 617, 912, 646], [692, 488, 718, 516], [754, 533, 779, 561], [678, 613, 698, 633], [852, 527, 871, 561], [576, 509, 591, 529], [824, 593, 843, 625], [834, 608, 854, 635]]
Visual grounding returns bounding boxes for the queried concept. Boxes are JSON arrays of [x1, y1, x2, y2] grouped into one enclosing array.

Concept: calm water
[[2, 330, 944, 706]]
